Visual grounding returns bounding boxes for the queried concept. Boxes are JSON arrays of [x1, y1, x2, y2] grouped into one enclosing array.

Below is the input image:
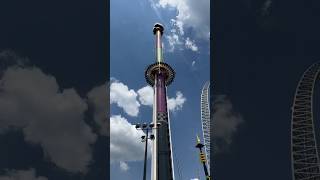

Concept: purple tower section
[[156, 72, 167, 113]]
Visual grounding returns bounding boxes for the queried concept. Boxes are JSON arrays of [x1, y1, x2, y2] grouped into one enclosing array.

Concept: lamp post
[[135, 122, 161, 180]]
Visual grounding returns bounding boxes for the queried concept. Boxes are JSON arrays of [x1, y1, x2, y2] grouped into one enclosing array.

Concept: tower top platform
[[153, 23, 164, 35]]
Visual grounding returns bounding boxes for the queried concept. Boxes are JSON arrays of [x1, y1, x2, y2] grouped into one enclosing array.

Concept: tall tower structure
[[201, 81, 211, 172], [291, 62, 320, 180], [145, 23, 175, 180]]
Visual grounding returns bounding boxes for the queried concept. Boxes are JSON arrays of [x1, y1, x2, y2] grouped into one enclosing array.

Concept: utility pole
[[135, 122, 160, 180]]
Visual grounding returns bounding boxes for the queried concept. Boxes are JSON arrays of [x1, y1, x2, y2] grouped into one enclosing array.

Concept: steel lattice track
[[292, 62, 320, 180], [201, 81, 211, 172]]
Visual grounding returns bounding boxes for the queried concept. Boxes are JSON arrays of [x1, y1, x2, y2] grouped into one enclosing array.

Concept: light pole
[[135, 122, 161, 180]]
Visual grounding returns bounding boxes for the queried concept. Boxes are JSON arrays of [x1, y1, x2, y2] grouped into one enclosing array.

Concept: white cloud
[[119, 161, 129, 172], [87, 84, 109, 136], [192, 61, 196, 67], [0, 51, 26, 72], [0, 169, 47, 180], [148, 0, 165, 21], [166, 33, 183, 52], [152, 0, 209, 52], [168, 91, 186, 112], [110, 80, 140, 117], [190, 178, 199, 180], [110, 115, 151, 163], [156, 0, 210, 39], [137, 86, 154, 106], [262, 0, 272, 15], [0, 66, 97, 173], [213, 95, 243, 152], [137, 85, 186, 113], [185, 37, 198, 52], [171, 19, 184, 36]]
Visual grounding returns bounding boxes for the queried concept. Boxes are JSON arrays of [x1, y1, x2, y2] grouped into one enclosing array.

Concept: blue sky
[[110, 0, 209, 179]]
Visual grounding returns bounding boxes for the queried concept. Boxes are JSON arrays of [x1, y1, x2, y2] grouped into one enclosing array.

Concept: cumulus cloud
[[0, 169, 47, 180], [0, 66, 97, 173], [170, 19, 184, 36], [110, 115, 151, 163], [156, 0, 209, 43], [158, 0, 209, 39], [166, 33, 183, 52], [185, 37, 198, 52], [148, 0, 165, 21], [152, 0, 209, 52], [110, 81, 186, 169], [119, 161, 129, 172], [87, 84, 108, 136], [137, 85, 154, 106], [167, 91, 186, 112], [110, 80, 140, 117], [136, 85, 186, 112], [262, 0, 272, 16], [213, 95, 243, 152], [0, 50, 28, 70]]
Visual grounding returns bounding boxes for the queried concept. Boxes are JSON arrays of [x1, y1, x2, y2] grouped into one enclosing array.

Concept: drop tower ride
[[145, 23, 175, 180]]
